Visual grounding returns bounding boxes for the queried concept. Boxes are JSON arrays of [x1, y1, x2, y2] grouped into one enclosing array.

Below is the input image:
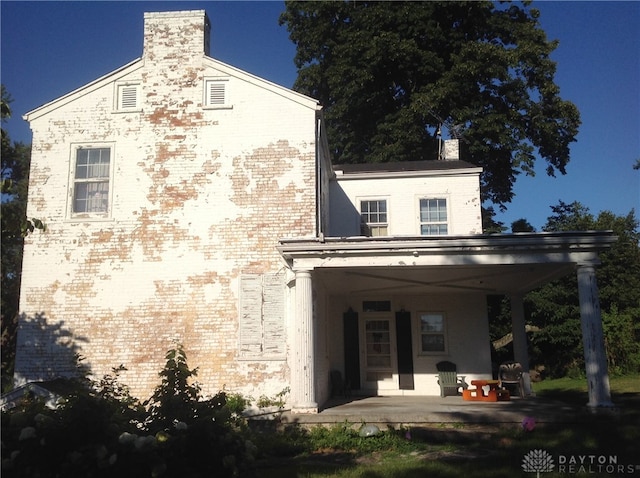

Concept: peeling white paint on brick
[[17, 10, 321, 401]]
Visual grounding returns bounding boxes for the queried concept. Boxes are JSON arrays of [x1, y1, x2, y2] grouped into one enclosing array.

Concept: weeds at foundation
[[254, 376, 640, 477]]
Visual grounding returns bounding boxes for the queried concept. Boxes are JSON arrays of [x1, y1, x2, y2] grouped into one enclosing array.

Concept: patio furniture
[[463, 379, 510, 402], [499, 361, 525, 398], [436, 361, 467, 397]]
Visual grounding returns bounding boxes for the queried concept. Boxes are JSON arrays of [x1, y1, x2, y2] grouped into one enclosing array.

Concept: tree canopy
[[1, 85, 44, 391], [280, 0, 580, 207], [525, 202, 639, 376]]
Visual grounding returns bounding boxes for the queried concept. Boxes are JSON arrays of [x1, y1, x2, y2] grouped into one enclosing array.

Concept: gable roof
[[23, 53, 321, 124], [202, 56, 320, 110], [24, 9, 321, 122]]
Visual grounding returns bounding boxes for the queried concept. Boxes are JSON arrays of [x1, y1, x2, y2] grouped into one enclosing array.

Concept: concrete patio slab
[[255, 395, 603, 429]]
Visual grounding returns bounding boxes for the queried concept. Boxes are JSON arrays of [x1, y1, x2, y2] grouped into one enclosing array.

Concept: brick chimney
[[143, 10, 211, 61]]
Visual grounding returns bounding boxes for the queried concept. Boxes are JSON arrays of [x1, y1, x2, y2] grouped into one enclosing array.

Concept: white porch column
[[576, 263, 613, 408], [510, 295, 532, 396], [291, 269, 318, 413]]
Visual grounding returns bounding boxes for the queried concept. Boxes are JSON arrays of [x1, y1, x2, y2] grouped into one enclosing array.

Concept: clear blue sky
[[2, 1, 638, 230]]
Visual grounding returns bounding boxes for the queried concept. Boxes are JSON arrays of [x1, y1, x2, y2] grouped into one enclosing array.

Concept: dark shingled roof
[[333, 160, 480, 174]]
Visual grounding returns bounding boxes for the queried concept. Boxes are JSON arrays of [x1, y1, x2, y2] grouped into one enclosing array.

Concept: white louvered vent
[[204, 79, 230, 108], [120, 86, 138, 109], [116, 83, 140, 111], [208, 83, 225, 105]]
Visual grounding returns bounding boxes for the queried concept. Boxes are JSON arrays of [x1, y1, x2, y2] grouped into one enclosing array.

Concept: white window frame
[[417, 311, 448, 355], [419, 197, 449, 235], [68, 143, 114, 219], [359, 198, 389, 236], [204, 77, 232, 109], [114, 82, 141, 112]]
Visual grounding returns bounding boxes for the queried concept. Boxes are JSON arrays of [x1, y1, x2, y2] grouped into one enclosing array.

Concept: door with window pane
[[363, 318, 396, 390]]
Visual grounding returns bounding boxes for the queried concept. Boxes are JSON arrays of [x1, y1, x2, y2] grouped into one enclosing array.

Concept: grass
[[253, 374, 640, 478], [533, 373, 639, 395]]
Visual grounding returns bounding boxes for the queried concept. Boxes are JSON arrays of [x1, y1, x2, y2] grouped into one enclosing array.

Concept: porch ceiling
[[313, 262, 575, 295], [278, 231, 617, 295]]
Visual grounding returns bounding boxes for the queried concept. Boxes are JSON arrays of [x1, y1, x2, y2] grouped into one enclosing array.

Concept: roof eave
[[278, 231, 618, 261], [202, 55, 321, 110], [333, 167, 483, 180]]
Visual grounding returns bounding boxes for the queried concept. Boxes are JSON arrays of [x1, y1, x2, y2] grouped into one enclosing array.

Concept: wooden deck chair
[[436, 361, 467, 397], [499, 361, 525, 397]]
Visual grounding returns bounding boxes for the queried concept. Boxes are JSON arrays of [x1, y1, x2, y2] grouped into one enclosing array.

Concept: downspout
[[315, 108, 325, 241]]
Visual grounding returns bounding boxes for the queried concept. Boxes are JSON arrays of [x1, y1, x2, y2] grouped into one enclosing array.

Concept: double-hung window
[[419, 312, 447, 353], [420, 198, 448, 235], [360, 199, 388, 236], [72, 146, 111, 215]]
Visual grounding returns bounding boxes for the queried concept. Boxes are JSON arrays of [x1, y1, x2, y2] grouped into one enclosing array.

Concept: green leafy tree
[[511, 218, 535, 232], [1, 85, 44, 392], [280, 1, 580, 207], [482, 205, 507, 234], [526, 201, 640, 376]]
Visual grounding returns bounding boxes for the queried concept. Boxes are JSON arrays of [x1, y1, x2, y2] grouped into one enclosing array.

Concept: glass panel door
[[363, 318, 396, 390]]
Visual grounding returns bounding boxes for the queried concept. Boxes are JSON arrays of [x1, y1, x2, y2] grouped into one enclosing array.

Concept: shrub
[[1, 345, 256, 477]]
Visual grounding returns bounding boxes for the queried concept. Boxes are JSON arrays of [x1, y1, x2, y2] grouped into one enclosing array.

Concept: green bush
[[1, 345, 256, 477]]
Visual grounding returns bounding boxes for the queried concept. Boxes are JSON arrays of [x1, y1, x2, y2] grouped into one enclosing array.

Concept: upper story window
[[115, 82, 141, 111], [204, 78, 231, 109], [71, 146, 111, 216], [420, 198, 448, 235], [419, 312, 447, 353], [360, 199, 388, 236]]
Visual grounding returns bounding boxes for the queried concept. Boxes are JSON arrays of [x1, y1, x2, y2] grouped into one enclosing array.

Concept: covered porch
[[278, 231, 616, 413], [273, 394, 589, 428]]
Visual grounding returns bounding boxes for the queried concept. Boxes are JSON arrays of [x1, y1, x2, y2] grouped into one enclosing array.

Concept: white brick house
[[16, 10, 615, 412]]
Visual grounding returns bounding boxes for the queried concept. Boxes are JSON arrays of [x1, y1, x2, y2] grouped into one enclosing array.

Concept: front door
[[362, 317, 397, 390]]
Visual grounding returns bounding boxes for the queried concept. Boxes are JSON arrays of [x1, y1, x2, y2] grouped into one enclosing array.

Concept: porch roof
[[278, 231, 617, 295]]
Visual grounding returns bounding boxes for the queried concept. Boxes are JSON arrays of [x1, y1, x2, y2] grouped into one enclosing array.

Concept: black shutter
[[395, 310, 415, 390], [343, 308, 360, 390]]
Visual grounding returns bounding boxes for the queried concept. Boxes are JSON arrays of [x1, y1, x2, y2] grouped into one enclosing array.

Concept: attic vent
[[116, 83, 140, 111], [204, 78, 230, 108], [120, 87, 137, 108], [208, 83, 225, 104]]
